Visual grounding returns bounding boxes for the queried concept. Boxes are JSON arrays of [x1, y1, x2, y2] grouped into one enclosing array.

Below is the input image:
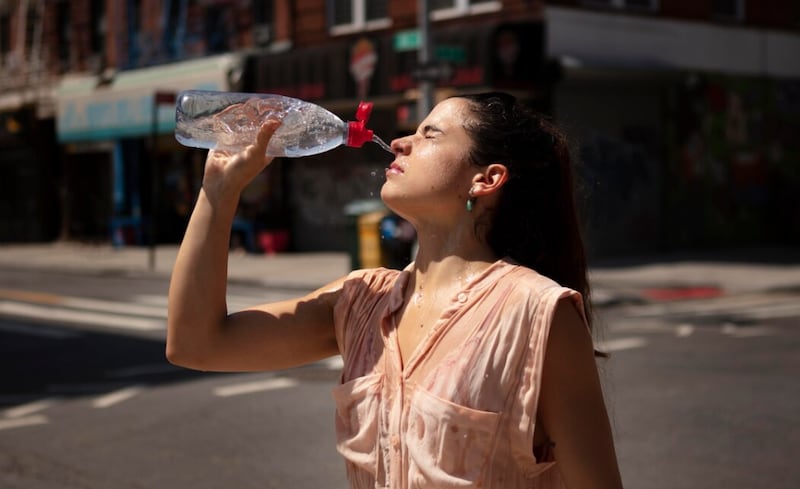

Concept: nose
[[391, 137, 411, 155]]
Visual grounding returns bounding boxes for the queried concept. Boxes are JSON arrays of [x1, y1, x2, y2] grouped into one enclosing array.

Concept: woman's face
[[381, 98, 477, 221]]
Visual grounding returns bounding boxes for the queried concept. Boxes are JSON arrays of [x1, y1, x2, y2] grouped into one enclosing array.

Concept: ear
[[471, 163, 509, 197]]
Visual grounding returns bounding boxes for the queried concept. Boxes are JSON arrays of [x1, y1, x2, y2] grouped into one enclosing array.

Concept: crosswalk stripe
[[3, 398, 57, 418], [214, 377, 298, 397], [92, 386, 145, 408], [0, 300, 163, 331], [596, 337, 647, 352], [0, 415, 48, 431], [721, 324, 773, 338], [624, 294, 800, 321], [133, 293, 273, 313], [62, 296, 166, 317]]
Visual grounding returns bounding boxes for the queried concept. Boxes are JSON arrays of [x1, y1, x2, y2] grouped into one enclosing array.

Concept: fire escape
[[0, 0, 54, 118]]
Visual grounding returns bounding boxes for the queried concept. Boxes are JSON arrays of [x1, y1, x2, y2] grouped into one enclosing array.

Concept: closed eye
[[421, 124, 443, 139]]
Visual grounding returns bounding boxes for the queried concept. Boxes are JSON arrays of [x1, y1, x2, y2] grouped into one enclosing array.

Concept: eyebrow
[[421, 124, 444, 135]]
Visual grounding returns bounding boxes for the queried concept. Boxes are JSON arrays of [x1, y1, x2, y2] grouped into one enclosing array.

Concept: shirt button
[[390, 435, 400, 448], [457, 292, 468, 303]]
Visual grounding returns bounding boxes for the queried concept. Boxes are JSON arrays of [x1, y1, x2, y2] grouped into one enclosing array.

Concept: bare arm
[[166, 120, 340, 372], [538, 298, 624, 488]]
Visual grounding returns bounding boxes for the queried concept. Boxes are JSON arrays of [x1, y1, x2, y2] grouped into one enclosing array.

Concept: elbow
[[165, 340, 186, 367], [165, 339, 195, 369], [165, 324, 211, 370], [165, 340, 212, 370]]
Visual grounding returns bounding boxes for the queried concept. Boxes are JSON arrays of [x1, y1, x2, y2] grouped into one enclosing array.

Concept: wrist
[[198, 186, 240, 219]]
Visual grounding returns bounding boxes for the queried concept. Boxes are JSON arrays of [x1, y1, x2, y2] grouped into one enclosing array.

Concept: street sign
[[435, 45, 466, 63], [394, 29, 420, 51], [411, 61, 454, 83]]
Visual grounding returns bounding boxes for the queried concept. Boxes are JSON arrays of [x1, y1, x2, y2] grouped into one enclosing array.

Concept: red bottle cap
[[346, 101, 375, 148]]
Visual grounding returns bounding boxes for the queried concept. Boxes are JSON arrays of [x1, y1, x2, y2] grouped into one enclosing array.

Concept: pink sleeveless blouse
[[332, 258, 584, 489]]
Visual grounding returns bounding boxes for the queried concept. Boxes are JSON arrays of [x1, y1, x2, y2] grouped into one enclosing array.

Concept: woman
[[167, 92, 623, 489]]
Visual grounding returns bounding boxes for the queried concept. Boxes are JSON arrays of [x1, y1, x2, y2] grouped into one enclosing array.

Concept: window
[[582, 0, 659, 12], [253, 0, 273, 46], [0, 8, 10, 60], [712, 0, 744, 21], [90, 0, 106, 55], [431, 0, 501, 20], [87, 0, 106, 71], [56, 1, 71, 72], [330, 0, 390, 35]]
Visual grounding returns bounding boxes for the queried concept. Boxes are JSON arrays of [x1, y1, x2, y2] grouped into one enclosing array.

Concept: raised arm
[[166, 120, 340, 372], [537, 298, 624, 488]]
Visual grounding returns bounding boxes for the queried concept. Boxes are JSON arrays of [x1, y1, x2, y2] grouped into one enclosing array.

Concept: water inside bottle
[[372, 134, 393, 154]]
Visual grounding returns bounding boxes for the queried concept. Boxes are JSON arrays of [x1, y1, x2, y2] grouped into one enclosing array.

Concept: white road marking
[[134, 293, 278, 313], [321, 356, 344, 370], [675, 324, 695, 337], [92, 386, 145, 408], [3, 398, 58, 418], [625, 294, 800, 321], [0, 301, 163, 331], [0, 415, 48, 431], [721, 323, 773, 338], [214, 377, 298, 397], [596, 337, 648, 352], [62, 297, 166, 317]]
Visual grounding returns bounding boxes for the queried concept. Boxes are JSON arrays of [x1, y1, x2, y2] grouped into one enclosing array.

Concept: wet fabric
[[332, 258, 585, 489]]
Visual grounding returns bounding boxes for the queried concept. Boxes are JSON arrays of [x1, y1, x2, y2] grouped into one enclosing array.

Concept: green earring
[[466, 187, 476, 212]]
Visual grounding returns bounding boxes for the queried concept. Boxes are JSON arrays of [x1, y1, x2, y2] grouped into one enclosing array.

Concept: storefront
[[0, 106, 60, 243], [546, 6, 800, 256], [243, 21, 549, 251], [55, 54, 244, 245]]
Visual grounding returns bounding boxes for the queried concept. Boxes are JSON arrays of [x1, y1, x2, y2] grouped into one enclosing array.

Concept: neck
[[408, 220, 498, 293]]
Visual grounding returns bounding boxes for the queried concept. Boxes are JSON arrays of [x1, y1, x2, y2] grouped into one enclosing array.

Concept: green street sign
[[435, 45, 465, 63], [394, 30, 420, 51]]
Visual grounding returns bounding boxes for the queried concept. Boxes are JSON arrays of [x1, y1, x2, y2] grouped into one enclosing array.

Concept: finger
[[254, 118, 281, 154]]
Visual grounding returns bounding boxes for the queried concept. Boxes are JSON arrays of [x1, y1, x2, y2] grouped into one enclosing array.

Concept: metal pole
[[417, 0, 433, 121]]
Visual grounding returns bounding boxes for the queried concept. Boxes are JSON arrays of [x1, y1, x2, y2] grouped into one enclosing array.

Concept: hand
[[202, 119, 281, 204]]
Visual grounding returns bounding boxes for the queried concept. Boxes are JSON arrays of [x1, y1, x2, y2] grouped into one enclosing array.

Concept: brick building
[[1, 1, 798, 256]]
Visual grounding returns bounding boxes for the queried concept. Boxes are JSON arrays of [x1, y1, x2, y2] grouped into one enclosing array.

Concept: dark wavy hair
[[456, 92, 593, 328]]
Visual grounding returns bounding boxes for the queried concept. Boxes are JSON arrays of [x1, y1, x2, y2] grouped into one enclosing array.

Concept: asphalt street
[[1, 249, 799, 489]]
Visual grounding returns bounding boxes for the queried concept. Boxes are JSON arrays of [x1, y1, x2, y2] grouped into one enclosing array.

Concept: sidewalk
[[0, 242, 798, 304], [0, 242, 351, 291]]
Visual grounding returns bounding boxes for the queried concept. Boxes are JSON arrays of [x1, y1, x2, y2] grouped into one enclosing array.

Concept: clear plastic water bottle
[[174, 90, 392, 157]]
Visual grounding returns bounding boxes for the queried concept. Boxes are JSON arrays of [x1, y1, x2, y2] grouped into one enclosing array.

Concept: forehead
[[422, 98, 473, 130]]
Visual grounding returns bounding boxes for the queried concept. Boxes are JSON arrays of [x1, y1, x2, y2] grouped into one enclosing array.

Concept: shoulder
[[334, 267, 404, 310], [495, 259, 575, 300], [341, 267, 403, 292]]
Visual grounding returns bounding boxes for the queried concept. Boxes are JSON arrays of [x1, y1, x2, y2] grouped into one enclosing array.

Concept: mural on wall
[[669, 74, 800, 247]]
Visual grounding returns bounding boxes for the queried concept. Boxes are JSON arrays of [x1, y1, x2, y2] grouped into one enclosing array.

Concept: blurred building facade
[[0, 0, 798, 257]]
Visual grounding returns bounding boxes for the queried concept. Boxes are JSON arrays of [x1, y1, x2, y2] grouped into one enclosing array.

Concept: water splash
[[372, 134, 393, 154]]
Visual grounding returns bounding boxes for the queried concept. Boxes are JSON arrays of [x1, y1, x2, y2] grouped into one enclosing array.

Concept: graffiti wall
[[667, 74, 800, 247]]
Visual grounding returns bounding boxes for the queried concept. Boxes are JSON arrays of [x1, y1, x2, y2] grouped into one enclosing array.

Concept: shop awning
[[56, 54, 244, 143]]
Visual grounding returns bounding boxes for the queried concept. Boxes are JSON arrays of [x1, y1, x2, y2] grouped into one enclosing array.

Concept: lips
[[386, 161, 404, 176]]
